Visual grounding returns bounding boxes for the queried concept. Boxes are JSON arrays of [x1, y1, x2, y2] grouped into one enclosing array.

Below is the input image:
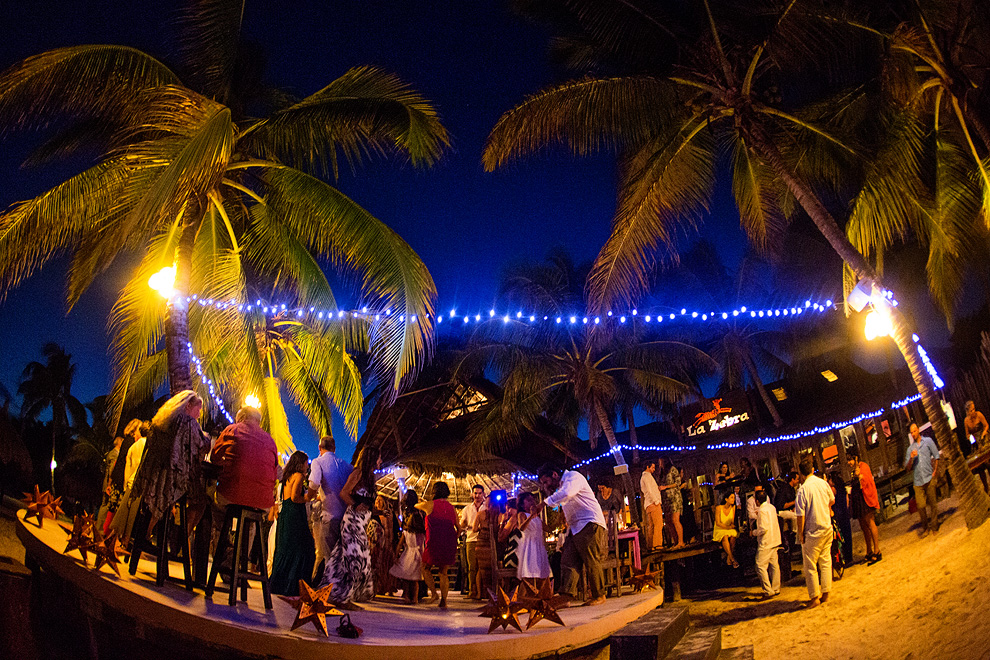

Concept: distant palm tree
[[0, 0, 448, 437], [461, 254, 715, 513], [485, 0, 990, 528], [18, 343, 87, 487]]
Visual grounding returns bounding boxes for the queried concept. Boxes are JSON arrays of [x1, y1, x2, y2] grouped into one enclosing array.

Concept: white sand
[[684, 494, 990, 659]]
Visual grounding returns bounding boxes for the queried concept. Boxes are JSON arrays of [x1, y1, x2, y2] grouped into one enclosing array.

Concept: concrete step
[[666, 626, 721, 660], [717, 646, 754, 660], [609, 606, 690, 660]]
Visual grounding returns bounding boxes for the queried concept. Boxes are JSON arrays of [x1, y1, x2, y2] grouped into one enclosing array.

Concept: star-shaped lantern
[[626, 567, 662, 593], [279, 581, 341, 637], [517, 579, 566, 630], [22, 485, 61, 527], [92, 529, 124, 577], [479, 586, 525, 633], [62, 512, 97, 565]]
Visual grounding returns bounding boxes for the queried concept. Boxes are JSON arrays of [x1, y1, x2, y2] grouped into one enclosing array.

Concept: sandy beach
[[684, 494, 990, 659]]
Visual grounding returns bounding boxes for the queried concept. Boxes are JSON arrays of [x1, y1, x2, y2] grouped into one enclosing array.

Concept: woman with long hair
[[828, 470, 853, 566], [369, 494, 398, 596], [101, 418, 144, 535], [659, 457, 685, 549], [390, 488, 427, 603], [112, 391, 209, 543], [320, 447, 379, 608], [418, 480, 459, 609], [713, 490, 739, 568], [270, 451, 315, 596]]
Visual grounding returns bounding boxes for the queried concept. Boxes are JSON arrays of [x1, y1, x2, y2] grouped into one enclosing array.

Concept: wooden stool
[[127, 496, 194, 591], [205, 505, 272, 609]]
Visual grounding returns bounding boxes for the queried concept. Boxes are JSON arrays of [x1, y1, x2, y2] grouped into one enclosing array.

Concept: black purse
[[337, 614, 362, 638]]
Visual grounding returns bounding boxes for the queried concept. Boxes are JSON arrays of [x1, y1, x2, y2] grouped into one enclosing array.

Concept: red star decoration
[[279, 581, 341, 637], [626, 567, 661, 593], [479, 586, 525, 633], [61, 512, 97, 565], [517, 578, 566, 629], [92, 529, 124, 577], [22, 485, 59, 527]]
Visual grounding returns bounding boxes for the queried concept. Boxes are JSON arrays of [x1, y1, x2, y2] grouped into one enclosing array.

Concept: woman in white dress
[[515, 492, 551, 582]]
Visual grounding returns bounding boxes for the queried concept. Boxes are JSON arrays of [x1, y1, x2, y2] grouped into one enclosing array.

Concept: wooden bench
[[645, 541, 721, 602]]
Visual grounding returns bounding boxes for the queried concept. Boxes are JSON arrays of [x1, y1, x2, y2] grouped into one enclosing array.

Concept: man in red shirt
[[210, 406, 278, 515]]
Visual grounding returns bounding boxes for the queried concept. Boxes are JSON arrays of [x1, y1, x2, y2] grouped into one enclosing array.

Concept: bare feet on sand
[[804, 597, 821, 609], [583, 596, 606, 607]]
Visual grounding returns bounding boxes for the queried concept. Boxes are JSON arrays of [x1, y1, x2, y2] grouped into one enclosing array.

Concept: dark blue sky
[[1, 1, 947, 461]]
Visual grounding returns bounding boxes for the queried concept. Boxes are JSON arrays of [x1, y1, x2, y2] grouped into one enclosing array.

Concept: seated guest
[[210, 406, 278, 515], [270, 451, 315, 596], [713, 490, 739, 568], [113, 392, 211, 543]]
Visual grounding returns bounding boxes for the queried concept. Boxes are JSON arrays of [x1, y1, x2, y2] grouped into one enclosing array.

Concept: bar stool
[[127, 496, 194, 590], [205, 504, 272, 609]]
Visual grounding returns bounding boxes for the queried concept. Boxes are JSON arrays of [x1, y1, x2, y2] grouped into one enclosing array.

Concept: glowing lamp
[[148, 266, 177, 299], [864, 309, 892, 340], [244, 393, 262, 408]]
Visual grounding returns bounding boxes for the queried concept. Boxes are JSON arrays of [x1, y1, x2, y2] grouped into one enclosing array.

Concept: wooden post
[[834, 430, 850, 481]]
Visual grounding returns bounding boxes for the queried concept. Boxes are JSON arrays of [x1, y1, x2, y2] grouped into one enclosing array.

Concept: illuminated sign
[[684, 396, 752, 437]]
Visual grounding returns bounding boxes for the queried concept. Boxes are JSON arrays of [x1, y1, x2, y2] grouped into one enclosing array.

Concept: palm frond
[[731, 137, 787, 254], [483, 75, 677, 170], [263, 376, 294, 456], [239, 66, 449, 177], [587, 113, 717, 312], [259, 165, 436, 393], [0, 45, 178, 136], [173, 0, 245, 103]]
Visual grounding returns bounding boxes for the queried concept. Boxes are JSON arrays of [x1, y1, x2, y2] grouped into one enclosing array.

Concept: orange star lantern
[[22, 485, 60, 527], [279, 581, 341, 637], [92, 530, 124, 577], [62, 512, 97, 565], [480, 586, 525, 633], [517, 579, 566, 630]]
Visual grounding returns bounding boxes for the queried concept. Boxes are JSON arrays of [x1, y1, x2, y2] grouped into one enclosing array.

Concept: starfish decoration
[[517, 579, 566, 630], [61, 512, 97, 565], [479, 586, 525, 633], [22, 485, 60, 527], [278, 581, 341, 637], [626, 567, 662, 593], [92, 529, 124, 577]]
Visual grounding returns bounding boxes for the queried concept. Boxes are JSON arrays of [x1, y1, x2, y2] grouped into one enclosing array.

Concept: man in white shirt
[[459, 484, 486, 599], [306, 435, 352, 578], [752, 489, 781, 599], [640, 461, 664, 549], [537, 463, 608, 606], [795, 460, 835, 607]]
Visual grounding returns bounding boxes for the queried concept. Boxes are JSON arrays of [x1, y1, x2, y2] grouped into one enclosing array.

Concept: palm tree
[[484, 0, 990, 527], [0, 0, 448, 436], [461, 254, 716, 515], [18, 343, 87, 488], [842, 0, 990, 325]]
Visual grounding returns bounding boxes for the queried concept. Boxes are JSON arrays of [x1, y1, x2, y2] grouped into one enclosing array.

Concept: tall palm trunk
[[594, 399, 640, 523], [164, 200, 204, 394], [743, 353, 783, 427], [749, 127, 990, 528]]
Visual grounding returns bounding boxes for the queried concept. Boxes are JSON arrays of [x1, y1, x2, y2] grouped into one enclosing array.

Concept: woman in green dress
[[270, 451, 315, 596]]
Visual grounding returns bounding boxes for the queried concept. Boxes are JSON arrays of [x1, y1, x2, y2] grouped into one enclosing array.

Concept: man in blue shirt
[[307, 435, 352, 577], [903, 423, 941, 536]]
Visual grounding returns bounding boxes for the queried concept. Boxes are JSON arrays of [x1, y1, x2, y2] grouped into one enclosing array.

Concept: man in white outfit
[[640, 460, 664, 549], [795, 459, 834, 608], [752, 489, 781, 599]]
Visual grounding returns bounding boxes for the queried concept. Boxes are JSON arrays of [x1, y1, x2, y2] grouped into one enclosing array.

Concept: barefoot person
[[640, 460, 664, 550], [536, 463, 607, 607], [847, 451, 881, 564], [752, 489, 781, 599], [795, 460, 834, 608], [904, 423, 940, 536], [418, 481, 459, 609], [713, 490, 739, 568], [659, 458, 685, 548]]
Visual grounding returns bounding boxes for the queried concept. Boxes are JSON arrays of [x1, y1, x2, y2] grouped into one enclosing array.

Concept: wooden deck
[[16, 510, 663, 660]]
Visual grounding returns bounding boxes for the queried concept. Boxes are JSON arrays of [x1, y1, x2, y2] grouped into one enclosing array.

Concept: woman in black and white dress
[[320, 448, 379, 608]]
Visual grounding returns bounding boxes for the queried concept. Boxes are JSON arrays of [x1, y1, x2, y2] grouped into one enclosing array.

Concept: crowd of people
[[92, 389, 953, 613]]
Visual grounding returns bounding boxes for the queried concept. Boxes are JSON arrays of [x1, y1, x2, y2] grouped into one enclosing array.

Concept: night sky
[[0, 1, 946, 461]]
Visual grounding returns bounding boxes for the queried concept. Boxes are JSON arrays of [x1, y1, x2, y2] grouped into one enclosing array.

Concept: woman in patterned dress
[[659, 457, 685, 548], [320, 448, 379, 608], [369, 495, 398, 596]]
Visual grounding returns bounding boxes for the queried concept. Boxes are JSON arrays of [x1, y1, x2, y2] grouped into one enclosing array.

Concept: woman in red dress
[[417, 481, 460, 608]]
